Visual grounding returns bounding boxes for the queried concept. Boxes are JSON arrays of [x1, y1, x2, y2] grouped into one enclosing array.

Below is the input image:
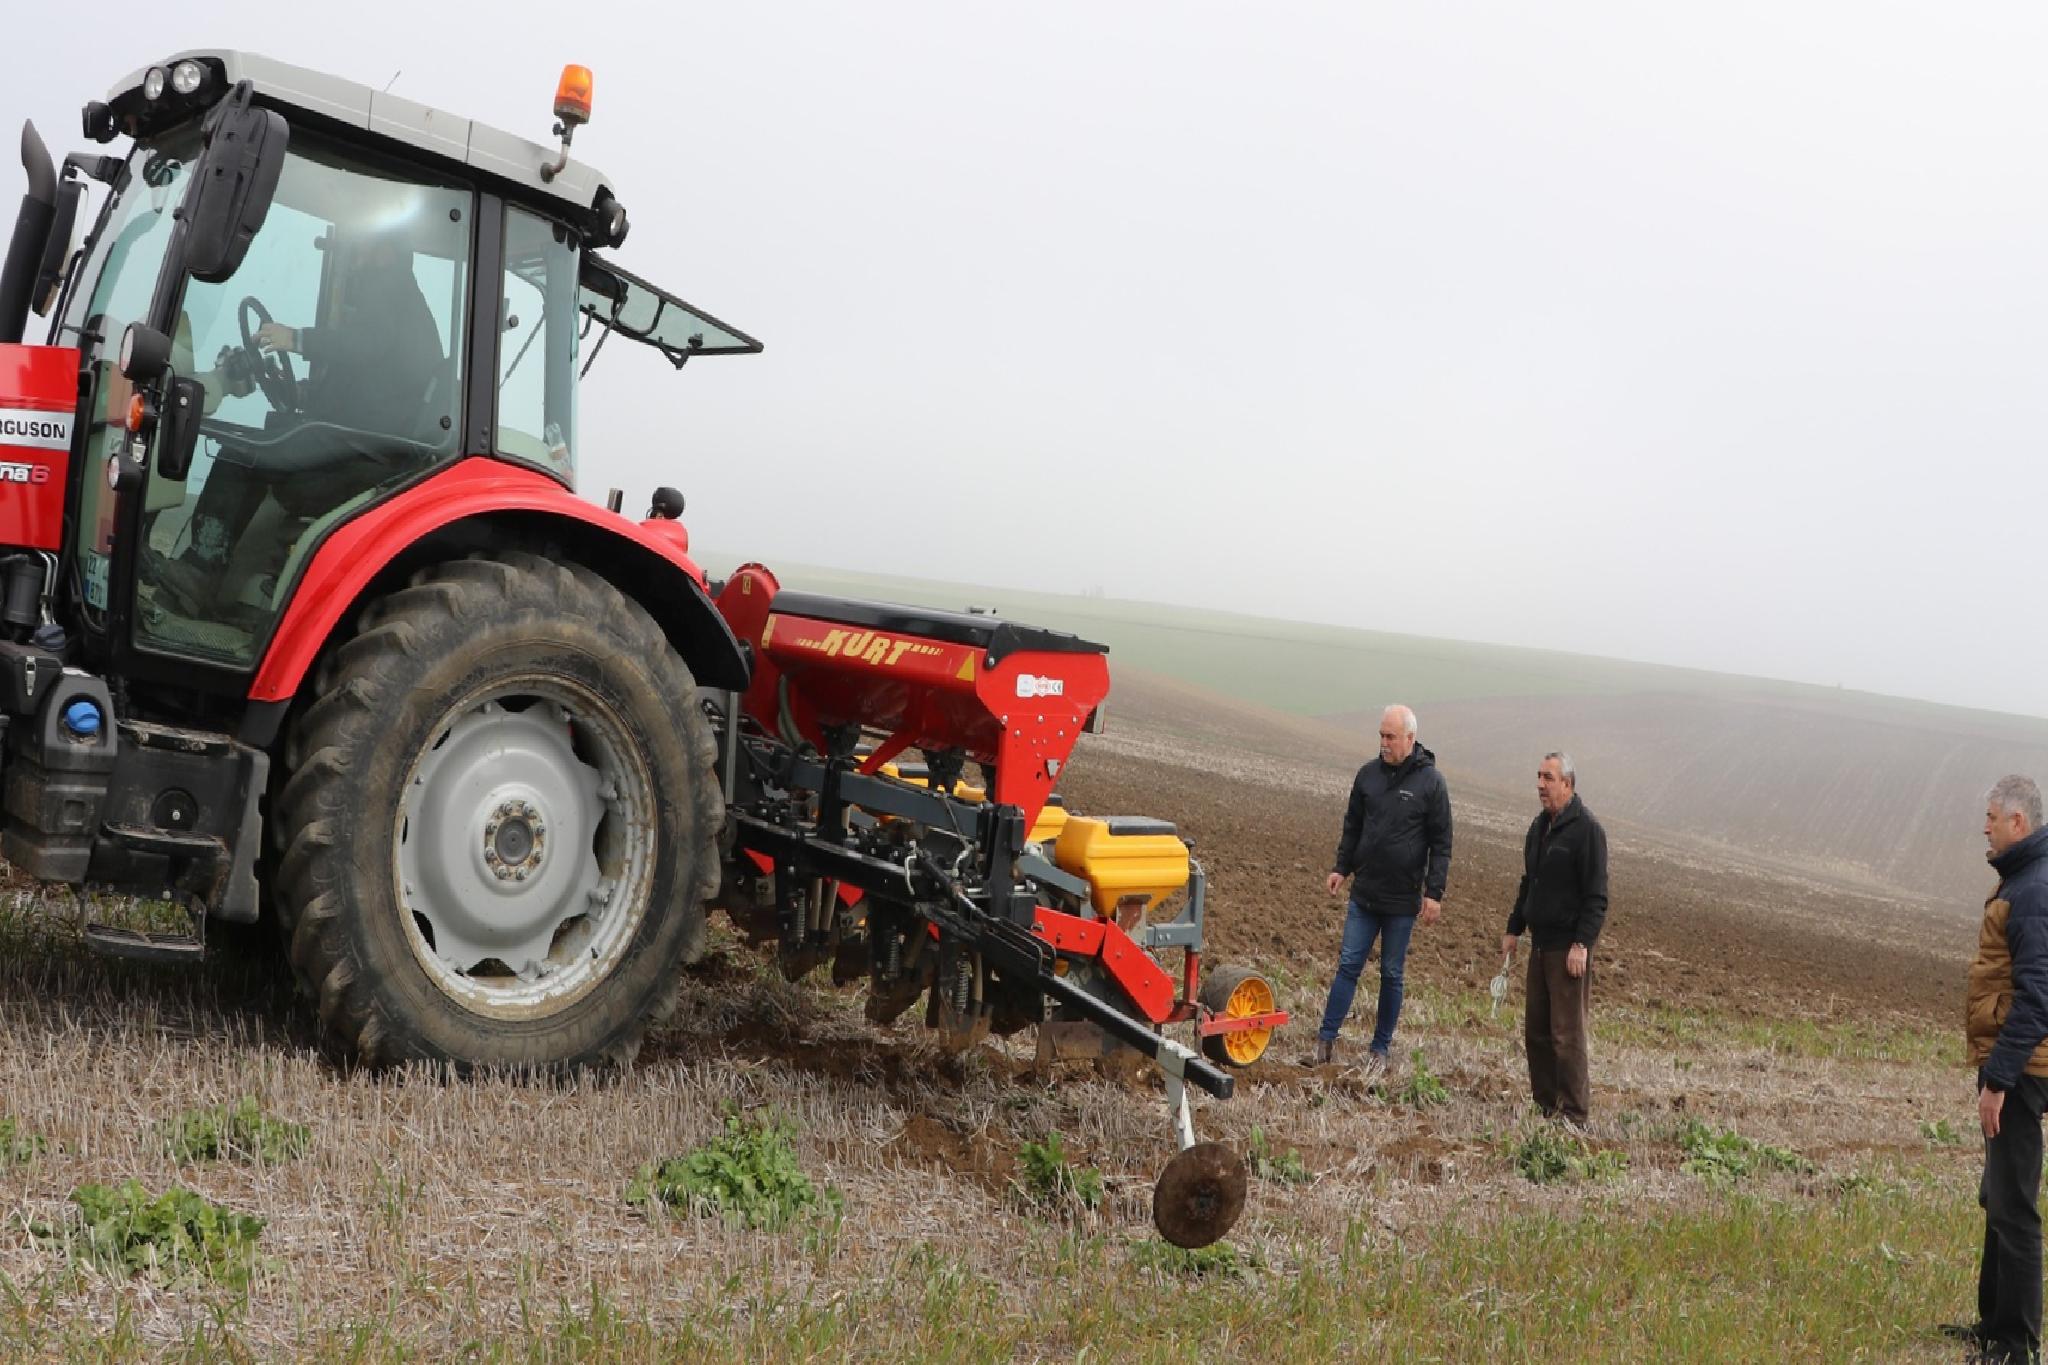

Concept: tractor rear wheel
[[275, 552, 720, 1071]]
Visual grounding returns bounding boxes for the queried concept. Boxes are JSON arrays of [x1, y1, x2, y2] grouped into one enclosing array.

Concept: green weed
[[1513, 1126, 1630, 1185], [1677, 1118, 1815, 1183], [1391, 1053, 1451, 1108], [1832, 1169, 1901, 1197], [1014, 1131, 1104, 1213], [1128, 1237, 1259, 1279], [0, 1117, 44, 1167], [34, 1181, 264, 1287], [159, 1096, 310, 1165], [1248, 1126, 1311, 1185], [1919, 1117, 1962, 1147], [626, 1110, 838, 1230]]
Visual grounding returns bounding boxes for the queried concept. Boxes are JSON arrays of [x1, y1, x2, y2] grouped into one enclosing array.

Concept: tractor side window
[[496, 207, 578, 482], [131, 135, 473, 670]]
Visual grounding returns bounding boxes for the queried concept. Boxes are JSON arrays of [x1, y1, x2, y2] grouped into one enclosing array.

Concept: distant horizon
[[698, 547, 2048, 729]]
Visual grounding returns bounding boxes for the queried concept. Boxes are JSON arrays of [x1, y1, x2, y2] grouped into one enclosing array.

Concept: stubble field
[[0, 667, 1999, 1362]]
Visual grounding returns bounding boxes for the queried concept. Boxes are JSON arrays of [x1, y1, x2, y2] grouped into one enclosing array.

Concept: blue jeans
[[1317, 900, 1416, 1053]]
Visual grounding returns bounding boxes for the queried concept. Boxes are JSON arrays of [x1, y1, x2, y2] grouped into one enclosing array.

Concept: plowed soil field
[[1070, 670, 1966, 1031]]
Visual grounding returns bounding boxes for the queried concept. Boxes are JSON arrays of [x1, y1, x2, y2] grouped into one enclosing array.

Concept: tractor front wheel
[[275, 552, 720, 1071]]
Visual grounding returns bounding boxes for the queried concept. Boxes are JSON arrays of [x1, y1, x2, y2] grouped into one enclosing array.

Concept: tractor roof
[[104, 50, 614, 224]]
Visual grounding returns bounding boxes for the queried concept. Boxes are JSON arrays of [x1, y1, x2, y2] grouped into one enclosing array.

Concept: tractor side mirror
[[155, 374, 205, 482], [29, 177, 81, 317], [180, 82, 288, 285]]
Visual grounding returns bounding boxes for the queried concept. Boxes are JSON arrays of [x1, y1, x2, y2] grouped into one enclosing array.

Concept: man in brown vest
[[1960, 775, 2048, 1364]]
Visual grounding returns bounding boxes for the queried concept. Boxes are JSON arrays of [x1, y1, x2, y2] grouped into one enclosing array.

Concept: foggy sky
[[12, 3, 2046, 718]]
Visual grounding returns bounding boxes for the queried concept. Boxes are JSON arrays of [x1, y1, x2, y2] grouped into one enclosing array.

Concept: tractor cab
[[21, 50, 758, 684], [0, 53, 759, 1054]]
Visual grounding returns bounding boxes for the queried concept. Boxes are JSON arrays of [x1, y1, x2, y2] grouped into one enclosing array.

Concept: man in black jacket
[[1502, 751, 1608, 1124], [1307, 704, 1453, 1071]]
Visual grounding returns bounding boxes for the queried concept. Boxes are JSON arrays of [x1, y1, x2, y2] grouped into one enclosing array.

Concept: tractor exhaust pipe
[[0, 122, 58, 345]]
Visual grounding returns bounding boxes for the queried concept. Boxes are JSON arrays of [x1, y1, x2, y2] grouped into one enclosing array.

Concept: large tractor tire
[[274, 552, 721, 1071]]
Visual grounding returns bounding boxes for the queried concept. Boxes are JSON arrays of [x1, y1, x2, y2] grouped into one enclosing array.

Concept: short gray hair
[[1988, 775, 2043, 830], [1544, 751, 1576, 786], [1382, 704, 1417, 737]]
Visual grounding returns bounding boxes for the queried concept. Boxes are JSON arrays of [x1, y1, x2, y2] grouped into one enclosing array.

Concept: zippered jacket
[[1505, 795, 1609, 950], [1969, 826, 2048, 1090], [1331, 745, 1453, 915]]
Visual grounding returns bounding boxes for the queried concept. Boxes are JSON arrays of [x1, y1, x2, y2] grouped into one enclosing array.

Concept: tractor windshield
[[61, 124, 472, 669], [130, 133, 472, 669]]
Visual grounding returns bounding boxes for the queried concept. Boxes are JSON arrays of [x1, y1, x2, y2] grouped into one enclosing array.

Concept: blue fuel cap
[[60, 699, 102, 739]]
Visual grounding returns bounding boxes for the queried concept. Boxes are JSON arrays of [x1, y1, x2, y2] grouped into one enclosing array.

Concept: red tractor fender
[[249, 458, 751, 703]]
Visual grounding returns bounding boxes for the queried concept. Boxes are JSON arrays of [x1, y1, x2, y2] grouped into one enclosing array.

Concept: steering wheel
[[238, 296, 300, 413]]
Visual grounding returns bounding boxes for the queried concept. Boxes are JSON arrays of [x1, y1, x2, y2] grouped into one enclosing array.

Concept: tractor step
[[82, 923, 206, 964], [102, 823, 227, 862]]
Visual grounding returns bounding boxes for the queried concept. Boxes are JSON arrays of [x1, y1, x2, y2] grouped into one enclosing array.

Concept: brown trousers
[[1526, 947, 1592, 1122]]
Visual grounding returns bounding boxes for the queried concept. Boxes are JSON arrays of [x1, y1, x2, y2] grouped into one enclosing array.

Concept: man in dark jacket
[[253, 234, 442, 436], [1501, 751, 1608, 1124], [1306, 704, 1453, 1071], [1958, 775, 2048, 1364]]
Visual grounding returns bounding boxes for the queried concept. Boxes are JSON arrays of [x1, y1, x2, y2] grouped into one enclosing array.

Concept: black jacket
[[1506, 795, 1609, 950], [1331, 745, 1453, 915], [1983, 826, 2048, 1092], [298, 264, 443, 438]]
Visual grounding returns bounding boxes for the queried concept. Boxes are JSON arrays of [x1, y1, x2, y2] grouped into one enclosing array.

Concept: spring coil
[[952, 953, 973, 1013]]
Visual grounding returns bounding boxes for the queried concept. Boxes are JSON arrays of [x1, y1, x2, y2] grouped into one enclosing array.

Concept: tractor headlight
[[142, 67, 167, 101], [592, 189, 630, 248], [170, 61, 205, 96], [117, 322, 171, 382]]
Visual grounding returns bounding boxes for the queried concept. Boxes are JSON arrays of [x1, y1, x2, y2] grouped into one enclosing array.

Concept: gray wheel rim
[[395, 674, 656, 1018]]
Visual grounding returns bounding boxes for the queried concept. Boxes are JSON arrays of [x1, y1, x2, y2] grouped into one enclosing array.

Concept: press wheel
[[1200, 964, 1277, 1066]]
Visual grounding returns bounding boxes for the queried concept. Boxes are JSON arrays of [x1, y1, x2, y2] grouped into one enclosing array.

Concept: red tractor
[[0, 52, 1282, 1245]]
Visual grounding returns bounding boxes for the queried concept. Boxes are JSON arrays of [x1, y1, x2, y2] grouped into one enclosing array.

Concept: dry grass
[[0, 890, 1983, 1360]]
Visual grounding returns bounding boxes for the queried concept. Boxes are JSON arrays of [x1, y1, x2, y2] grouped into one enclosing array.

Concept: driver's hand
[[255, 322, 297, 354], [212, 345, 255, 398]]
